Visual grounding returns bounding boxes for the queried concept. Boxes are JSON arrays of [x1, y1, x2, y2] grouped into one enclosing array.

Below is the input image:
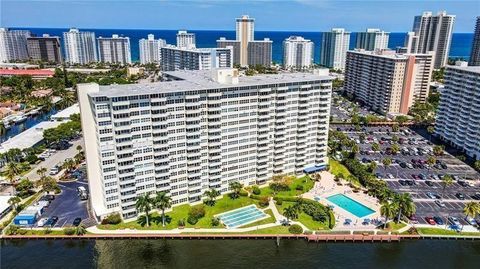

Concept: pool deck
[[301, 171, 381, 231]]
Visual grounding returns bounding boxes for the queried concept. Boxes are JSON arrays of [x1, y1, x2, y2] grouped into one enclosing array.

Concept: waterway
[[2, 239, 480, 268], [0, 108, 58, 143]]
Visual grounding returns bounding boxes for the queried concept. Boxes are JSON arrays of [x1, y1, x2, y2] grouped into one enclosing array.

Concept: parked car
[[435, 200, 446, 208], [465, 216, 477, 226], [427, 192, 440, 199], [409, 214, 419, 224], [73, 218, 82, 226], [425, 181, 434, 187], [49, 166, 59, 175], [37, 217, 49, 227], [448, 216, 461, 227], [45, 216, 59, 227], [433, 216, 444, 225], [425, 216, 436, 225], [455, 193, 465, 200]]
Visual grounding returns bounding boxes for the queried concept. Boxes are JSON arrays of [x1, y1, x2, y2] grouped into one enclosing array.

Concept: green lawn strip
[[416, 227, 480, 236], [385, 222, 407, 231], [16, 229, 66, 235], [98, 196, 260, 230], [259, 176, 314, 197], [179, 225, 292, 235], [276, 202, 329, 231], [329, 158, 361, 187], [238, 209, 275, 228]]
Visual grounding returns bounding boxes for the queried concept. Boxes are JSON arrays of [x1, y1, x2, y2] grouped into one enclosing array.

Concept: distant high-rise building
[[435, 61, 480, 160], [355, 28, 389, 51], [217, 15, 272, 67], [406, 11, 455, 68], [27, 34, 62, 63], [469, 17, 480, 66], [344, 49, 434, 114], [63, 28, 97, 65], [283, 36, 314, 69], [97, 34, 131, 65], [160, 46, 232, 71], [139, 34, 166, 64], [0, 28, 31, 63], [176, 30, 195, 49], [320, 28, 350, 71]]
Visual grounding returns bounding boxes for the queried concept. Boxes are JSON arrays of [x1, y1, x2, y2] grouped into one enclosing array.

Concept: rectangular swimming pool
[[326, 194, 375, 218], [216, 205, 268, 228]]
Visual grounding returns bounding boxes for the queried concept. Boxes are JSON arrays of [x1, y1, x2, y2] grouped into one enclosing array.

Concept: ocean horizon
[[14, 27, 474, 64]]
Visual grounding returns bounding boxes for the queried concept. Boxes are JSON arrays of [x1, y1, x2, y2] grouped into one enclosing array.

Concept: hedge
[[328, 210, 336, 229]]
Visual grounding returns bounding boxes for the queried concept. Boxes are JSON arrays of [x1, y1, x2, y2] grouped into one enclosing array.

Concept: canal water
[[1, 108, 58, 143], [2, 239, 480, 268]]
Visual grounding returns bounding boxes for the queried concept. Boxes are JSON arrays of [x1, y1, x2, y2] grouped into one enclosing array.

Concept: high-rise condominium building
[[97, 35, 131, 65], [435, 61, 480, 160], [320, 28, 350, 71], [77, 68, 332, 219], [63, 28, 98, 65], [217, 15, 272, 67], [283, 36, 314, 70], [160, 46, 232, 71], [176, 30, 196, 49], [469, 17, 480, 66], [139, 34, 166, 64], [406, 11, 455, 69], [344, 49, 434, 114], [0, 28, 31, 63], [355, 28, 389, 51], [27, 34, 62, 63]]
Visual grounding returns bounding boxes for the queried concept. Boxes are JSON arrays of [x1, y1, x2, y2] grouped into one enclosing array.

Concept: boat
[[13, 114, 27, 124], [26, 108, 40, 116]]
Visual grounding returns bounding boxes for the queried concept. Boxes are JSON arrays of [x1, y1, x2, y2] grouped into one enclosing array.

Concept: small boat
[[13, 114, 27, 124], [27, 108, 40, 116]]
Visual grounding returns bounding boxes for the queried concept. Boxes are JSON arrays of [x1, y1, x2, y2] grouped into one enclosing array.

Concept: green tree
[[474, 160, 480, 171], [8, 196, 21, 211], [62, 158, 76, 173], [351, 143, 360, 155], [433, 145, 444, 156], [427, 126, 435, 141], [371, 143, 380, 152], [441, 175, 454, 198], [393, 193, 416, 223], [229, 181, 243, 199], [380, 202, 396, 229], [154, 191, 172, 227], [283, 206, 299, 222], [426, 156, 436, 167], [369, 161, 378, 173], [203, 188, 220, 206], [4, 162, 20, 184], [391, 144, 400, 155], [135, 193, 154, 227], [382, 158, 392, 169], [36, 167, 47, 179], [463, 202, 480, 219], [36, 176, 58, 194], [74, 225, 87, 235]]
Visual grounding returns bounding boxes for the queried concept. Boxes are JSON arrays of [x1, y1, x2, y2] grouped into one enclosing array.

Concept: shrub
[[295, 185, 304, 191], [63, 228, 75, 235], [43, 227, 52, 235], [177, 219, 185, 227], [274, 196, 301, 203], [288, 224, 303, 234], [188, 205, 206, 219], [258, 196, 269, 207], [102, 213, 122, 225], [252, 186, 261, 195], [211, 217, 220, 227], [328, 210, 335, 229], [187, 215, 198, 225], [269, 182, 290, 192], [18, 229, 28, 235], [239, 190, 249, 197], [304, 230, 313, 235], [4, 225, 19, 235], [276, 198, 283, 205]]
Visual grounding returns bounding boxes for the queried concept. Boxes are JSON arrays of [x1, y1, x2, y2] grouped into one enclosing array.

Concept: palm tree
[[229, 181, 243, 199], [351, 144, 360, 155], [154, 191, 172, 227], [463, 202, 480, 220], [4, 162, 20, 184], [391, 124, 400, 132], [371, 143, 380, 152], [391, 144, 400, 155], [76, 145, 83, 154], [203, 188, 220, 206], [62, 158, 76, 173], [427, 126, 435, 141], [135, 193, 154, 227], [382, 158, 392, 170], [283, 206, 299, 222], [36, 176, 58, 194], [474, 160, 480, 172], [74, 225, 87, 235], [433, 145, 444, 156], [393, 193, 416, 223], [36, 167, 48, 179], [380, 202, 396, 229], [8, 196, 21, 211], [369, 161, 377, 173], [426, 156, 436, 167], [441, 175, 454, 198]]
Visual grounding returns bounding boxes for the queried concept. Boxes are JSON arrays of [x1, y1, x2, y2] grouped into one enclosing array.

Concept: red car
[[425, 216, 436, 225]]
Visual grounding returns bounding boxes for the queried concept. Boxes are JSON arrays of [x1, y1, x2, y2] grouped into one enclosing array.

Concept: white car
[[465, 216, 477, 226], [49, 167, 59, 175], [387, 174, 395, 179], [37, 217, 49, 227]]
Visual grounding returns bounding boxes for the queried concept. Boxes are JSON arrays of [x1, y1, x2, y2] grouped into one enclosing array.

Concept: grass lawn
[[17, 229, 66, 236], [98, 195, 263, 230], [239, 209, 276, 228], [416, 227, 480, 236], [276, 202, 329, 231], [259, 176, 314, 197], [180, 225, 292, 235], [329, 159, 361, 187], [386, 222, 407, 231]]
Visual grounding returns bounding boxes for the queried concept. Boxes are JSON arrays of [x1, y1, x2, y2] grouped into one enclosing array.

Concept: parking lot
[[330, 92, 384, 122], [36, 177, 90, 228], [334, 124, 480, 227]]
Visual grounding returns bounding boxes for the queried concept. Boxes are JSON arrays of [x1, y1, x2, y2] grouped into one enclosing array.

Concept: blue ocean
[[17, 28, 473, 63]]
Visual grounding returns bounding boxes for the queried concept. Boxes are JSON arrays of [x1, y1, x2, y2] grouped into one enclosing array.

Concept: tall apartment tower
[[63, 28, 98, 65], [78, 68, 332, 219], [139, 34, 166, 64], [97, 35, 131, 65], [160, 46, 232, 71], [435, 61, 480, 160], [406, 11, 455, 68], [469, 17, 480, 66], [0, 28, 31, 63], [27, 34, 62, 63], [283, 36, 314, 69], [344, 49, 434, 114], [320, 28, 350, 71], [355, 28, 390, 51], [217, 15, 272, 67], [176, 30, 196, 49]]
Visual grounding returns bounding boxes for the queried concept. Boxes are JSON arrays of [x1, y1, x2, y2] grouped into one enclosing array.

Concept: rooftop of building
[[348, 49, 434, 60], [162, 45, 229, 53], [447, 64, 480, 74], [0, 69, 54, 76], [88, 68, 332, 97]]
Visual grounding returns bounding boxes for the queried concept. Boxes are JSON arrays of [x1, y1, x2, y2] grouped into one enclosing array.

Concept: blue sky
[[1, 0, 478, 32]]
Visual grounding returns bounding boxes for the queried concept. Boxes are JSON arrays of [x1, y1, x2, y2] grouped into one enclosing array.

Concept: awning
[[303, 164, 327, 173]]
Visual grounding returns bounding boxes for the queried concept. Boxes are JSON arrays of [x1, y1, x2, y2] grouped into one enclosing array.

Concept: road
[[25, 138, 85, 181]]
